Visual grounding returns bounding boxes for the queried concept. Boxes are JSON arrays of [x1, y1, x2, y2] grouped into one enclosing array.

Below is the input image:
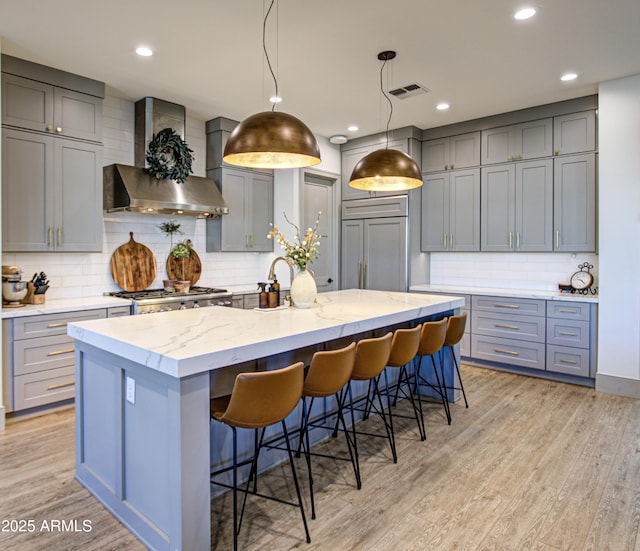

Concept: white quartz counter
[[68, 289, 464, 379], [410, 284, 598, 303], [1, 295, 132, 319]]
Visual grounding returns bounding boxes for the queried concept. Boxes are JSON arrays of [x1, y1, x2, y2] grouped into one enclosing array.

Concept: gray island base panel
[[68, 289, 464, 551]]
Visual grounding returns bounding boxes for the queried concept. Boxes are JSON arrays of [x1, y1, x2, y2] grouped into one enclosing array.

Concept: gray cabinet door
[[1, 73, 53, 133], [481, 126, 513, 165], [553, 153, 596, 252], [2, 129, 53, 251], [215, 168, 248, 251], [363, 217, 407, 292], [54, 87, 102, 142], [422, 138, 449, 173], [449, 168, 480, 251], [515, 159, 553, 251], [247, 171, 274, 252], [341, 219, 364, 289], [422, 132, 480, 173], [54, 139, 103, 252], [481, 164, 515, 251], [517, 118, 553, 160], [553, 111, 596, 155], [421, 172, 448, 252]]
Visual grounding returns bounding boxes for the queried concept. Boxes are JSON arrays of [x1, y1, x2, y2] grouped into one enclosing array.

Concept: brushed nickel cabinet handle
[[494, 303, 520, 309], [47, 322, 68, 328], [558, 331, 577, 336], [555, 230, 559, 249], [57, 227, 62, 247], [494, 323, 519, 329], [47, 381, 74, 391], [48, 227, 54, 247], [558, 308, 577, 313], [509, 231, 512, 248], [444, 233, 447, 249], [110, 308, 130, 315], [47, 348, 74, 356], [516, 231, 520, 249], [495, 348, 519, 356], [559, 358, 578, 364], [450, 233, 453, 249], [358, 261, 362, 289], [363, 263, 367, 289]]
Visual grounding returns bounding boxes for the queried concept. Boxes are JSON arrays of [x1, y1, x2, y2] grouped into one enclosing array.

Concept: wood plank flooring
[[1, 364, 639, 550]]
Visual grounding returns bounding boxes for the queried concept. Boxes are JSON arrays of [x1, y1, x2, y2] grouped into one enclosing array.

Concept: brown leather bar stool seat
[[343, 332, 396, 463], [210, 362, 310, 551], [414, 318, 450, 423], [298, 341, 357, 519], [385, 324, 425, 441]]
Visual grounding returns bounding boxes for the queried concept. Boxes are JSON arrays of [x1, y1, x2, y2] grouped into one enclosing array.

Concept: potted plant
[[171, 239, 193, 292], [159, 220, 183, 290]]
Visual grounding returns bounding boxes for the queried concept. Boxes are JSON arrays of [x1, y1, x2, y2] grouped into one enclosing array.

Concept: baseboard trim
[[595, 373, 640, 399], [0, 406, 5, 432]]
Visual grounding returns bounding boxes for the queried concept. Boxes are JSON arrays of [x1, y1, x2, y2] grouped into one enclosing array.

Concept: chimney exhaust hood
[[103, 97, 228, 217]]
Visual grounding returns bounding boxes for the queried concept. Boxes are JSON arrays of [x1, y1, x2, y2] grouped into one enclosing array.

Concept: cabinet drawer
[[546, 345, 590, 377], [546, 319, 589, 348], [107, 306, 131, 317], [13, 365, 75, 411], [471, 334, 545, 370], [13, 309, 106, 340], [13, 334, 75, 376], [230, 295, 244, 309], [472, 311, 545, 343], [472, 295, 545, 317], [546, 301, 590, 321]]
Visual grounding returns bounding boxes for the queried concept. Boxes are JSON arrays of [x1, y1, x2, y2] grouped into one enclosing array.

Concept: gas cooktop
[[109, 286, 228, 301]]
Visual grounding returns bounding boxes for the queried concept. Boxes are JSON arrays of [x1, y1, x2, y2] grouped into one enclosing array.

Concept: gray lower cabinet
[[553, 153, 596, 252], [481, 159, 553, 252], [421, 168, 480, 252], [2, 128, 103, 252], [206, 167, 274, 252], [546, 301, 595, 377], [2, 308, 114, 412]]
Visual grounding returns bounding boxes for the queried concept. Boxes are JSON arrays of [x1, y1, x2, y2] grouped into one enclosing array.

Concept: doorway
[[301, 171, 338, 293]]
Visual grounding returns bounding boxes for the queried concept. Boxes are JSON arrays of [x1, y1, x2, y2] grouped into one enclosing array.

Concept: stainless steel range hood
[[103, 164, 228, 217], [103, 97, 228, 217]]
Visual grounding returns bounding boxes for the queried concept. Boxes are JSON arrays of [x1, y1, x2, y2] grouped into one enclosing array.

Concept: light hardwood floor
[[1, 364, 639, 550]]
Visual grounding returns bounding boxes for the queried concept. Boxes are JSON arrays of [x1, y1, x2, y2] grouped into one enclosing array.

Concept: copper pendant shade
[[349, 50, 422, 191], [223, 110, 321, 169], [349, 148, 423, 191]]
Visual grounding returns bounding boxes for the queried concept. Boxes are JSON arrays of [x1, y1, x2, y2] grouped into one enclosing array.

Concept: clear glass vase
[[290, 269, 317, 308]]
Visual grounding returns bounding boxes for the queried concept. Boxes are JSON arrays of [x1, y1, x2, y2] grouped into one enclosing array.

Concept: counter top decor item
[[170, 239, 194, 284], [110, 232, 156, 292], [145, 128, 193, 184], [268, 212, 321, 308]]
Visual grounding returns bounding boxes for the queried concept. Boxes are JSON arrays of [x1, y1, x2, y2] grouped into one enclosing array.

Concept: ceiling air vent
[[388, 83, 431, 99]]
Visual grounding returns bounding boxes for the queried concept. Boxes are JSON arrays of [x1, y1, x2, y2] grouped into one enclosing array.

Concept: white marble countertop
[[68, 289, 464, 379], [410, 284, 598, 303], [1, 296, 132, 319]]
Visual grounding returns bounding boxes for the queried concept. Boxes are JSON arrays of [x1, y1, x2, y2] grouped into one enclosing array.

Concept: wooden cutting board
[[166, 248, 202, 286], [110, 232, 157, 291]]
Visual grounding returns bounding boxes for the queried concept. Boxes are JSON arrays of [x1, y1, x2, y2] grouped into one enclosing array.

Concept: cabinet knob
[[55, 127, 62, 133], [444, 164, 449, 170], [508, 155, 513, 161], [450, 164, 454, 169], [46, 125, 53, 131], [554, 149, 560, 155]]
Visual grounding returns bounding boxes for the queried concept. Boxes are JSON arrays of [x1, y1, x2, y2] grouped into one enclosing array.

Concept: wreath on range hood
[[145, 128, 194, 184]]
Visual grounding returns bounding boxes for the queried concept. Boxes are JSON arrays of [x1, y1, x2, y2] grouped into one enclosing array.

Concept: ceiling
[[1, 0, 639, 141]]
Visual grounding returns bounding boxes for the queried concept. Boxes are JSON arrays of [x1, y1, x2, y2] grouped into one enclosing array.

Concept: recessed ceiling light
[[347, 125, 359, 132], [136, 46, 153, 57], [514, 7, 536, 20], [269, 95, 282, 103], [329, 135, 348, 145], [436, 103, 450, 111], [561, 72, 578, 81]]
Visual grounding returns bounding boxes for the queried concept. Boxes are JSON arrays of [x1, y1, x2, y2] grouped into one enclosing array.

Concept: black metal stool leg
[[449, 345, 468, 407], [281, 420, 311, 544]]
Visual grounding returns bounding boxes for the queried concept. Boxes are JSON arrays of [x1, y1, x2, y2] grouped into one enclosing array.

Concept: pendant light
[[349, 51, 422, 191], [223, 0, 321, 169]]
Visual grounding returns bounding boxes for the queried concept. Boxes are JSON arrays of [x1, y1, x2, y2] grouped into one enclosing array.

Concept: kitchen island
[[68, 289, 464, 551]]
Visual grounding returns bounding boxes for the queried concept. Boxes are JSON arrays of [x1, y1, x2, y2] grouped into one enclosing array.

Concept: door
[[449, 168, 480, 251], [481, 164, 515, 251], [421, 172, 448, 252], [1, 73, 53, 133], [341, 219, 364, 289], [515, 159, 553, 251], [363, 217, 407, 292], [302, 172, 337, 293]]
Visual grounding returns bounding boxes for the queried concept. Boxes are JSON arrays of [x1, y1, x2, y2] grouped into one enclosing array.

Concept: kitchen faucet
[[268, 256, 295, 284]]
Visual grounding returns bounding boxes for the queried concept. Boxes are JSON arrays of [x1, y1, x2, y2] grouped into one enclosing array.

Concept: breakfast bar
[[68, 289, 464, 550]]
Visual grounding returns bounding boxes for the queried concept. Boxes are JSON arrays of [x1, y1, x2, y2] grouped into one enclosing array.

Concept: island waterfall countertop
[[68, 289, 465, 379]]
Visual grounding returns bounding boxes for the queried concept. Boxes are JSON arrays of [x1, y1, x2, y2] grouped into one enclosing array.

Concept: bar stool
[[210, 362, 310, 550], [343, 332, 396, 463], [384, 324, 425, 441], [442, 312, 469, 411], [414, 318, 450, 423], [298, 341, 358, 519]]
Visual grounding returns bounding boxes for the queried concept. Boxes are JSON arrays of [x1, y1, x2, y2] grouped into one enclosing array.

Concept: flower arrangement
[[267, 212, 321, 272]]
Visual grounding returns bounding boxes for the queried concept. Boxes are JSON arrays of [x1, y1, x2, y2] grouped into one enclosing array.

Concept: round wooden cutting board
[[166, 248, 202, 286], [110, 232, 157, 292]]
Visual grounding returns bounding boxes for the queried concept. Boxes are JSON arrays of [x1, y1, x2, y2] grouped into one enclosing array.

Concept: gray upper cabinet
[[481, 118, 553, 164], [2, 128, 103, 252], [553, 153, 596, 252], [421, 168, 480, 252], [2, 73, 102, 143], [481, 159, 553, 252], [422, 132, 480, 173], [553, 110, 596, 156], [206, 168, 274, 252]]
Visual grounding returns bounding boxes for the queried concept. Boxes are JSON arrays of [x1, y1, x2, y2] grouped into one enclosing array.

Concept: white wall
[[597, 75, 640, 386], [1, 95, 340, 297]]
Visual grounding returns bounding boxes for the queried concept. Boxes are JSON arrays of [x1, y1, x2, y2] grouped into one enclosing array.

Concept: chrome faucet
[[268, 256, 295, 284]]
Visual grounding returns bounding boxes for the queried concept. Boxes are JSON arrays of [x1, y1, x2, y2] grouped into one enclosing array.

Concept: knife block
[[21, 282, 46, 304]]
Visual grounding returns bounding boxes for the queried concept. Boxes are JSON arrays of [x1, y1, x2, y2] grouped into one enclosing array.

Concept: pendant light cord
[[380, 57, 393, 149], [263, 0, 278, 112]]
